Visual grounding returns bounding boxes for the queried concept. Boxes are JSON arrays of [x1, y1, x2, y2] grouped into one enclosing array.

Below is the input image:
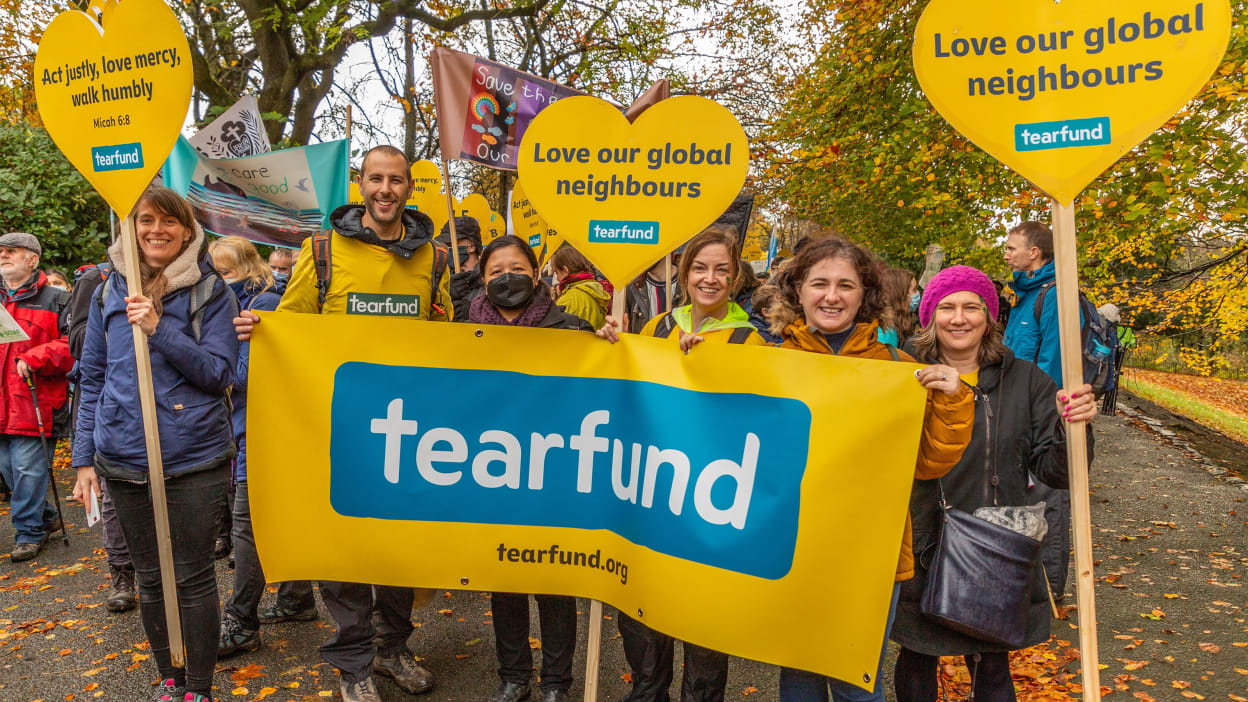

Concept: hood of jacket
[[108, 220, 207, 296], [779, 318, 904, 360], [329, 204, 435, 260], [564, 277, 611, 305], [1010, 259, 1056, 293], [671, 301, 755, 334]]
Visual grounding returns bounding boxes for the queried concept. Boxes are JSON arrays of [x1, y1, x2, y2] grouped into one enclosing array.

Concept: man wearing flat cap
[[0, 232, 73, 562]]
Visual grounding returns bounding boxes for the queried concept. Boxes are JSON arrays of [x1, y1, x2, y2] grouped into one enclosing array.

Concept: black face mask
[[487, 273, 536, 310]]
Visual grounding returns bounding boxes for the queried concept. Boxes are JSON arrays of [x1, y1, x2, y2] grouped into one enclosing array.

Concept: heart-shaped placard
[[510, 180, 549, 252], [348, 159, 448, 231], [34, 0, 193, 215], [913, 0, 1231, 204], [518, 96, 748, 287]]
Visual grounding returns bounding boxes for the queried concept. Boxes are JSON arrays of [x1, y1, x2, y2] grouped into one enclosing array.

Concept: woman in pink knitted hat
[[890, 265, 1097, 702]]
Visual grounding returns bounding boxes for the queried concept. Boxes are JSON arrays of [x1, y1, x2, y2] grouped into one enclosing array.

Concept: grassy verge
[[1123, 375, 1248, 444]]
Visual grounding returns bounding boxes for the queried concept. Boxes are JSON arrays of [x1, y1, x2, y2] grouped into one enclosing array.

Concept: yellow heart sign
[[510, 180, 549, 251], [913, 0, 1231, 204], [34, 0, 193, 215], [518, 96, 748, 287], [456, 193, 502, 245]]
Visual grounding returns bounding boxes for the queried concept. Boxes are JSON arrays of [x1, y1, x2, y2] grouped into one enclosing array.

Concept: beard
[[365, 197, 404, 228]]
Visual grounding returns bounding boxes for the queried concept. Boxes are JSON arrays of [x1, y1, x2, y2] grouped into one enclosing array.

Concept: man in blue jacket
[[1002, 220, 1073, 601]]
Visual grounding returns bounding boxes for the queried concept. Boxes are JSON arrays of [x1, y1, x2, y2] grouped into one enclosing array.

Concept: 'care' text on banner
[[248, 313, 928, 688]]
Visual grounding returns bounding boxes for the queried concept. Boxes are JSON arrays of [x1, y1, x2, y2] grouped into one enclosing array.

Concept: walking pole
[[24, 374, 69, 545]]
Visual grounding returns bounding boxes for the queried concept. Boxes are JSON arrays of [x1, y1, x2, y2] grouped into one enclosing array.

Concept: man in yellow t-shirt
[[234, 145, 446, 702]]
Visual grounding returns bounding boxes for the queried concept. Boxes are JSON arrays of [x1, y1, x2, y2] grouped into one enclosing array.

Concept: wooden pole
[[612, 288, 627, 333], [440, 159, 461, 273], [345, 105, 353, 142], [583, 599, 603, 702], [119, 214, 185, 668], [1050, 200, 1101, 702], [663, 254, 673, 311]]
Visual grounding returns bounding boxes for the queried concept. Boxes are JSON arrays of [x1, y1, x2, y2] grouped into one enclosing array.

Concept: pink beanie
[[918, 265, 999, 328]]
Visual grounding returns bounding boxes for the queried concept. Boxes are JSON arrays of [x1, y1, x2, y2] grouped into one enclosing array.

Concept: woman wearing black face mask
[[464, 235, 590, 702], [468, 235, 592, 334]]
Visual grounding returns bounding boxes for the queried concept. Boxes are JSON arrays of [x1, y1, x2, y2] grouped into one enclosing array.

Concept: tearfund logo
[[347, 293, 422, 317]]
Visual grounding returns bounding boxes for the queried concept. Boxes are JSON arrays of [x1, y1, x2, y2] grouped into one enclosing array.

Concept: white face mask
[[50, 285, 67, 291]]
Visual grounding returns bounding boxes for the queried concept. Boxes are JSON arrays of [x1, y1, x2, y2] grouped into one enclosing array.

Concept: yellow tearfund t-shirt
[[278, 231, 452, 320]]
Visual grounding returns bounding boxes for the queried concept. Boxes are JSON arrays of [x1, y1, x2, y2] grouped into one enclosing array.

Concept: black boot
[[107, 565, 138, 613]]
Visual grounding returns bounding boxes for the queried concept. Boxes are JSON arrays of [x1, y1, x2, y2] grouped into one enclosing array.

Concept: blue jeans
[[779, 583, 902, 702], [0, 435, 58, 544]]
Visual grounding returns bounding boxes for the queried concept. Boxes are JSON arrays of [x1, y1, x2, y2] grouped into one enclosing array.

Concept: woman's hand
[[234, 310, 261, 341], [678, 331, 705, 354], [915, 364, 963, 396], [596, 315, 623, 344], [72, 465, 102, 504], [1058, 384, 1097, 423], [125, 294, 159, 336]]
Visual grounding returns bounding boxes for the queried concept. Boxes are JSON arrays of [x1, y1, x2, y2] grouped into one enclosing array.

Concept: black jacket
[[891, 348, 1091, 655]]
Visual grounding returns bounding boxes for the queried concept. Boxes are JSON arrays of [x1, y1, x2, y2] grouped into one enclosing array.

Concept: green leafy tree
[[0, 124, 109, 270], [768, 0, 1248, 373]]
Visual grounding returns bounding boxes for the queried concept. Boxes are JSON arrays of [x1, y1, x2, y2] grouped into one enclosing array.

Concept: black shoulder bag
[[920, 387, 1043, 648]]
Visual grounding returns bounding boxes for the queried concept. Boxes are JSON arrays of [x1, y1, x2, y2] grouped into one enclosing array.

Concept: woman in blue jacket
[[208, 236, 285, 659], [71, 186, 239, 702]]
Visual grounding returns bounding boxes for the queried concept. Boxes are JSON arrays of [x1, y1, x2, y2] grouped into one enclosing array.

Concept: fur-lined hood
[[107, 220, 208, 295]]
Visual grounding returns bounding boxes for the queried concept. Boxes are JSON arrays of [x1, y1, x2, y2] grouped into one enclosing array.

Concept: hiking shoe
[[151, 678, 182, 702], [107, 565, 138, 612], [340, 675, 382, 702], [44, 512, 62, 534], [213, 536, 231, 560], [258, 600, 317, 624], [217, 615, 260, 658], [374, 650, 434, 694], [10, 539, 44, 562], [540, 690, 569, 702]]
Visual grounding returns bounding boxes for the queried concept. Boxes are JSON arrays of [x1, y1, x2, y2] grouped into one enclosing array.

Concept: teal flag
[[163, 136, 348, 248]]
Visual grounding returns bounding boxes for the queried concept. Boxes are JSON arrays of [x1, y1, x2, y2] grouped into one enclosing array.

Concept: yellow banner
[[248, 312, 927, 687]]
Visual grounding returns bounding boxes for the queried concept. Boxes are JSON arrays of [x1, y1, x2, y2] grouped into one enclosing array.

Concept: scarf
[[468, 281, 555, 327]]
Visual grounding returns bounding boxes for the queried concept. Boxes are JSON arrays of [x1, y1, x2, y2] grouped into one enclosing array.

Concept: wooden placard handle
[[118, 214, 185, 668], [1050, 200, 1101, 702]]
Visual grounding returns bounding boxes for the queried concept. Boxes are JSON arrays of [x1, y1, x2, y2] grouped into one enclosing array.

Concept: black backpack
[[1033, 282, 1119, 396]]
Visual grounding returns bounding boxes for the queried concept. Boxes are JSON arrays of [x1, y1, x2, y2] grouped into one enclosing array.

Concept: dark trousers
[[106, 463, 228, 696], [278, 579, 316, 609], [894, 648, 1015, 702], [617, 612, 728, 702], [319, 580, 414, 681], [1028, 482, 1071, 596], [491, 592, 577, 691], [100, 481, 132, 570], [217, 470, 235, 547], [225, 481, 265, 630]]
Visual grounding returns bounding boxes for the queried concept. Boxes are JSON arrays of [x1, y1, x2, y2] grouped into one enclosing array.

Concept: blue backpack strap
[[188, 274, 227, 344]]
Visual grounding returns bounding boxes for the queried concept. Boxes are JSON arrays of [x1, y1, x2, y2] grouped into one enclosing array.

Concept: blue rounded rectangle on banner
[[328, 362, 810, 579]]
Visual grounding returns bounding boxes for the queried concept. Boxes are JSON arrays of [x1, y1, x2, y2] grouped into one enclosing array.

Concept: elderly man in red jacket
[[0, 232, 73, 562]]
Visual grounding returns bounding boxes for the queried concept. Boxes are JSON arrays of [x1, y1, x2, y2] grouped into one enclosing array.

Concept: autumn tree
[[767, 0, 1248, 373], [0, 0, 55, 125]]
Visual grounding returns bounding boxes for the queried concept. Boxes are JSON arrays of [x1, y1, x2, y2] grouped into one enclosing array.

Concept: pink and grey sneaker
[[183, 693, 212, 702], [151, 679, 181, 702]]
